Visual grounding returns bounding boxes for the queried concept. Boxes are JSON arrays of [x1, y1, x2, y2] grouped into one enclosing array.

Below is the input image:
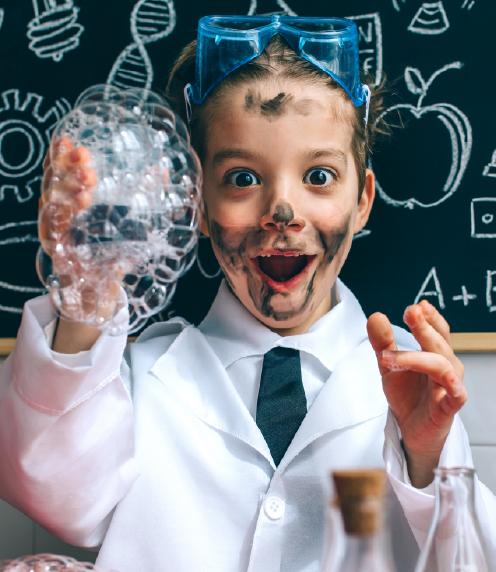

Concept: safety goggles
[[185, 15, 370, 121]]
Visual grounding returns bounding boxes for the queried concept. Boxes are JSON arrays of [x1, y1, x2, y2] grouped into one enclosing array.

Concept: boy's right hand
[[38, 138, 127, 350]]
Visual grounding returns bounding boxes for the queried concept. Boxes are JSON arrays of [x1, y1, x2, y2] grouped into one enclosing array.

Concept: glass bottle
[[322, 468, 396, 572], [415, 466, 489, 572]]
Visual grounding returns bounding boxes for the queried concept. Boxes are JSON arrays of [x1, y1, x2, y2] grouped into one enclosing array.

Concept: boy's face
[[201, 79, 375, 334]]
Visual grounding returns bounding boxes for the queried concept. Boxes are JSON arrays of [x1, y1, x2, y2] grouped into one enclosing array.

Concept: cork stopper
[[332, 469, 386, 536]]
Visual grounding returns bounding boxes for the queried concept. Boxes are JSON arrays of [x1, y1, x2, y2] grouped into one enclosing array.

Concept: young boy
[[1, 15, 495, 572]]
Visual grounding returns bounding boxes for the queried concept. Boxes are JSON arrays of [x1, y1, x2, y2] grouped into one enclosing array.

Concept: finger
[[403, 304, 456, 359], [367, 312, 397, 354], [418, 299, 451, 343], [379, 350, 465, 400]]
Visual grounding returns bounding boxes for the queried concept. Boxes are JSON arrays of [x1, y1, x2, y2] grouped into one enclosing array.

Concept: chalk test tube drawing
[[0, 90, 71, 203], [247, 0, 296, 15], [0, 221, 44, 314], [107, 0, 176, 91], [373, 62, 472, 209], [483, 151, 496, 177], [408, 1, 449, 35], [348, 14, 383, 86], [471, 198, 496, 238], [27, 0, 84, 62]]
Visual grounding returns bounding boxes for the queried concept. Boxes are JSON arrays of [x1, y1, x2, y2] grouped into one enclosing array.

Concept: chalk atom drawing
[[348, 13, 383, 86], [408, 1, 449, 35], [0, 220, 44, 314], [471, 198, 496, 238], [0, 90, 70, 203], [27, 0, 84, 62], [374, 62, 472, 209], [482, 151, 496, 178], [107, 0, 176, 91], [247, 0, 296, 15]]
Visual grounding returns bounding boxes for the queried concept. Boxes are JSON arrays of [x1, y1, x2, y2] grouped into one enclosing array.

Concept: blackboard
[[0, 0, 494, 347]]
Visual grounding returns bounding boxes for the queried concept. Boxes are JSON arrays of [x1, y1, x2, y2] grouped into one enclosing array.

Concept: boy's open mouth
[[253, 252, 317, 288]]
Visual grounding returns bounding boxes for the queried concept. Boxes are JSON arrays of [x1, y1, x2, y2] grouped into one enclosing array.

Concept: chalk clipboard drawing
[[0, 90, 70, 203], [348, 13, 383, 87], [483, 151, 496, 178], [27, 0, 84, 62], [471, 198, 496, 238], [408, 1, 450, 35], [0, 220, 44, 314], [374, 62, 472, 209], [247, 0, 297, 15], [107, 0, 176, 91]]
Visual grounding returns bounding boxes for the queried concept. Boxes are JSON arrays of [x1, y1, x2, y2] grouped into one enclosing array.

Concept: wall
[[0, 352, 495, 562]]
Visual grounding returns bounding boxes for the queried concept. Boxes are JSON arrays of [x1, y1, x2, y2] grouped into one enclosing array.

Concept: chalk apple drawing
[[373, 62, 472, 209]]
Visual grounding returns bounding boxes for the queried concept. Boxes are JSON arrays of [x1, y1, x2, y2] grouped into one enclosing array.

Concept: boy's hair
[[166, 36, 389, 195]]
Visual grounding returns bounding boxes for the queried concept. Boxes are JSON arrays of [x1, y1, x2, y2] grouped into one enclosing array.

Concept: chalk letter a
[[414, 267, 445, 309]]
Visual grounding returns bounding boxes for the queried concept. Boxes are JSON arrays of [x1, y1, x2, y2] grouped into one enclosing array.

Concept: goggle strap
[[363, 84, 371, 127], [184, 83, 193, 124]]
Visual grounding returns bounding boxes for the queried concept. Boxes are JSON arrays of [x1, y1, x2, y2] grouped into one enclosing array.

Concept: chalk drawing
[[247, 0, 297, 15], [452, 285, 476, 306], [0, 221, 44, 314], [0, 8, 4, 31], [348, 13, 383, 86], [392, 0, 406, 11], [483, 151, 496, 178], [107, 0, 176, 91], [408, 2, 449, 35], [353, 229, 371, 240], [0, 90, 70, 203], [471, 198, 496, 238], [487, 271, 496, 312], [414, 267, 445, 309], [373, 62, 472, 209], [27, 0, 84, 62], [461, 0, 476, 10]]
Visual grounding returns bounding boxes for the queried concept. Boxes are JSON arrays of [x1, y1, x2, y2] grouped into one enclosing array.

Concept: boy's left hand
[[367, 300, 466, 488]]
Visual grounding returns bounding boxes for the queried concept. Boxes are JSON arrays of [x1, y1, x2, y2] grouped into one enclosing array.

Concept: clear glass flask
[[322, 469, 396, 572], [415, 467, 489, 572]]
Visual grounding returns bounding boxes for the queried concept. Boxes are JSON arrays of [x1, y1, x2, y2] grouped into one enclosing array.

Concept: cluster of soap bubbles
[[37, 85, 202, 334], [0, 553, 102, 571]]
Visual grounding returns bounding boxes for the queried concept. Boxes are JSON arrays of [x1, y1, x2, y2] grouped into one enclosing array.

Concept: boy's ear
[[354, 168, 375, 234]]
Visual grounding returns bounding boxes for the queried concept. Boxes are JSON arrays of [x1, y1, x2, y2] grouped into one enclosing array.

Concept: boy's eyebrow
[[211, 148, 262, 166], [307, 148, 348, 166]]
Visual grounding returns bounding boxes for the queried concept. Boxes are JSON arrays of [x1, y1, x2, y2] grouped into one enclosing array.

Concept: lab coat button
[[264, 496, 285, 520]]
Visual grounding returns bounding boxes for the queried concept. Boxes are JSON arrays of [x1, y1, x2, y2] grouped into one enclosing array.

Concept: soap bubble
[[37, 85, 202, 334]]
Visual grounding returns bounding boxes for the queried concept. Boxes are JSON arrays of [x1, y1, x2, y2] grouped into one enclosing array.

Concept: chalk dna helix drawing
[[373, 62, 472, 209], [27, 0, 84, 62], [0, 89, 71, 203], [107, 0, 176, 91]]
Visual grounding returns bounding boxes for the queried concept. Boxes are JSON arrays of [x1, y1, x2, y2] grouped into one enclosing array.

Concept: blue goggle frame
[[185, 15, 370, 122]]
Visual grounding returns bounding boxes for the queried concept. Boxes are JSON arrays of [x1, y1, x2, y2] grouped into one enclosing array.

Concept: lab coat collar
[[199, 278, 368, 373]]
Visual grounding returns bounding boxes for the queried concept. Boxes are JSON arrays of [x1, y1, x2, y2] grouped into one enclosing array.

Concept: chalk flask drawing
[[373, 62, 472, 209], [107, 0, 176, 91], [27, 0, 84, 62], [408, 1, 450, 35]]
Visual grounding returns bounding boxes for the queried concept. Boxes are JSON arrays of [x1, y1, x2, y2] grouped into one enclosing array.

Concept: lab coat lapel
[[150, 325, 274, 466], [279, 340, 388, 472]]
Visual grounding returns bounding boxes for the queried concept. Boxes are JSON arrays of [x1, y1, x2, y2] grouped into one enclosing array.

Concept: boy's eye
[[225, 170, 260, 188], [304, 168, 336, 186]]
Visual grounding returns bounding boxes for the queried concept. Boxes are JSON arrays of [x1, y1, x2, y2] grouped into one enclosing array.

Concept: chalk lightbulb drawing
[[27, 0, 84, 62], [107, 0, 176, 91], [372, 62, 472, 209]]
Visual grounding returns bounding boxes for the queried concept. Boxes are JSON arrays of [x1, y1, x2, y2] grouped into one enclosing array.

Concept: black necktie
[[256, 347, 307, 466]]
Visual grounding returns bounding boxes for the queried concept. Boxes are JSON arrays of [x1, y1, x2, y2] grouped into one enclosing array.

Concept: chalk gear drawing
[[0, 90, 70, 203]]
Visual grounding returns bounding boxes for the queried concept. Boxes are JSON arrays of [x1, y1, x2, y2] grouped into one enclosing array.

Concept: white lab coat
[[0, 281, 495, 572]]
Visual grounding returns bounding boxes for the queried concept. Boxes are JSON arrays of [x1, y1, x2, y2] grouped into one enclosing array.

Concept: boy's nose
[[260, 202, 306, 232]]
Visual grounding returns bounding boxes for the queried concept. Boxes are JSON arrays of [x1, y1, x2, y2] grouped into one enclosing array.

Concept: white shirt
[[1, 279, 495, 572]]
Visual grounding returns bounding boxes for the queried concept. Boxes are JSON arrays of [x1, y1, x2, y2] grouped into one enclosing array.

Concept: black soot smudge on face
[[272, 202, 294, 225], [244, 89, 293, 118], [318, 214, 351, 264]]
